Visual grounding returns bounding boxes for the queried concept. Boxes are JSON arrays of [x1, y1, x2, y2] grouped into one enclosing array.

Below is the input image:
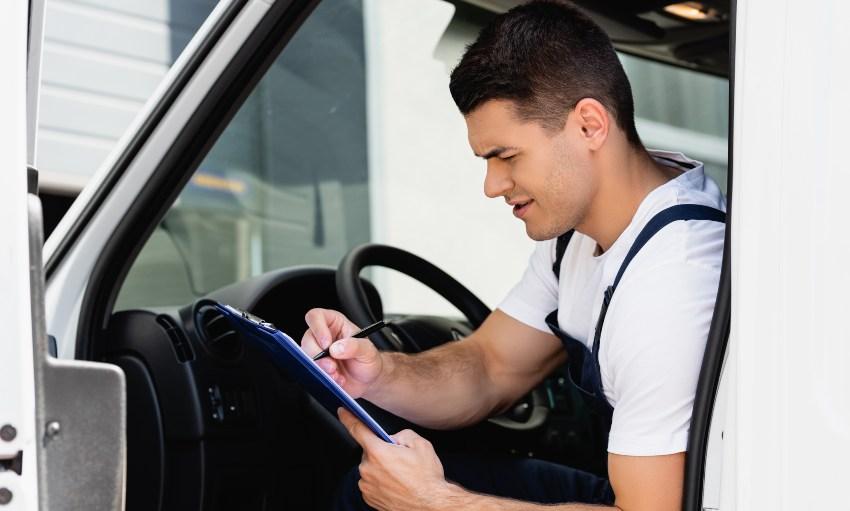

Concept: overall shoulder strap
[[592, 204, 726, 364], [552, 229, 575, 279], [610, 204, 726, 297]]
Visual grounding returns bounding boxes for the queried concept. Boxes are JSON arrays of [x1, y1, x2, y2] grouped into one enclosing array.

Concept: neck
[[577, 146, 678, 253]]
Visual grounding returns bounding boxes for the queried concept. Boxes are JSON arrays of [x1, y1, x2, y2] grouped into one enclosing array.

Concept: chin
[[524, 225, 557, 242], [524, 218, 573, 242]]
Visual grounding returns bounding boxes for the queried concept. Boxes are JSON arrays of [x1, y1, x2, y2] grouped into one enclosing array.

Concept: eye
[[501, 153, 517, 161]]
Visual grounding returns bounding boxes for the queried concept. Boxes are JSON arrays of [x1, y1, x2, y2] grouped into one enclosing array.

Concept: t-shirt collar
[[591, 149, 705, 262]]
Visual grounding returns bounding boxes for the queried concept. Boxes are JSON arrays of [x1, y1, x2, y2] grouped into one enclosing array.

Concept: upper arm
[[608, 452, 684, 511], [464, 240, 565, 406], [605, 261, 720, 456]]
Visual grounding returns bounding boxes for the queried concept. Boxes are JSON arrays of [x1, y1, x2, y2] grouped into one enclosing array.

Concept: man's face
[[465, 99, 595, 241]]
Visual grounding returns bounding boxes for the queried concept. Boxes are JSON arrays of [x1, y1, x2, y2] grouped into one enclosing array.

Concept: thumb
[[329, 337, 379, 363], [390, 429, 424, 448]]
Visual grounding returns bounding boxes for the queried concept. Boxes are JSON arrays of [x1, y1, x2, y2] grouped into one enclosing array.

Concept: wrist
[[362, 350, 396, 401]]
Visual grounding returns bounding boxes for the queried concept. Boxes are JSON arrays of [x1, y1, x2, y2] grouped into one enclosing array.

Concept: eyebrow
[[475, 146, 517, 160]]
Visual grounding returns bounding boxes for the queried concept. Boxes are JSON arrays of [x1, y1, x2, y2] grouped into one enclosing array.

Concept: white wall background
[[361, 0, 729, 317], [364, 0, 536, 317]]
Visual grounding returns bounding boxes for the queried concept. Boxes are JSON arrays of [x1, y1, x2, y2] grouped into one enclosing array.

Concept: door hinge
[[0, 450, 23, 476], [0, 424, 22, 476]]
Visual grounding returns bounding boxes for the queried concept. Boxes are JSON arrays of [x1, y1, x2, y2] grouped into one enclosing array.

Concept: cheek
[[551, 146, 591, 195], [517, 153, 556, 193]]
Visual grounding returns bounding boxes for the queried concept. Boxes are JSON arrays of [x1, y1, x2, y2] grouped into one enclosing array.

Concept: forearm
[[363, 338, 503, 429], [430, 482, 617, 511]]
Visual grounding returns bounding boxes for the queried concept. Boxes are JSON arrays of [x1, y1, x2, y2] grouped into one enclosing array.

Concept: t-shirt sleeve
[[604, 261, 721, 456], [497, 240, 559, 333]]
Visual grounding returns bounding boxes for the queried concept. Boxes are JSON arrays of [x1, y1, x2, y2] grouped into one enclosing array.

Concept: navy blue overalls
[[545, 204, 726, 474], [335, 204, 726, 510]]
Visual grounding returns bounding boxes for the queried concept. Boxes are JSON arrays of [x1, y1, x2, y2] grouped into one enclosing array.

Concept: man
[[301, 1, 726, 509]]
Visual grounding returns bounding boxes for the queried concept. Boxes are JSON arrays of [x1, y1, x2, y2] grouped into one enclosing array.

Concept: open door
[[29, 0, 317, 509], [0, 3, 42, 507], [0, 0, 128, 509]]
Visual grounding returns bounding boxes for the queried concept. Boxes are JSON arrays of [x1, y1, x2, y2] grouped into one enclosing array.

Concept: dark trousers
[[333, 452, 615, 510]]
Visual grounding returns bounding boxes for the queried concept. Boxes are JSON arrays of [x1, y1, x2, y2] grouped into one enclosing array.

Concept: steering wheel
[[337, 243, 489, 351], [336, 243, 549, 430]]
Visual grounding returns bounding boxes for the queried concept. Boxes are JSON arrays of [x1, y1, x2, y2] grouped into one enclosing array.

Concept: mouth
[[512, 199, 534, 219]]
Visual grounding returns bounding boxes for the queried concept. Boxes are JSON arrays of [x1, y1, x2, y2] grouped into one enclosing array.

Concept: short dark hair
[[449, 0, 642, 147]]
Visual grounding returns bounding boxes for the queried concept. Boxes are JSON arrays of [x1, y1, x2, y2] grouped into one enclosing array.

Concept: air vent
[[156, 314, 194, 363], [195, 304, 242, 360]]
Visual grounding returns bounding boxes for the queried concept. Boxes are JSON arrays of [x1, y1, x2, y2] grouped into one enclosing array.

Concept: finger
[[300, 328, 321, 357], [338, 408, 366, 447], [304, 308, 335, 350], [321, 309, 362, 341], [339, 319, 362, 338], [338, 408, 384, 451], [316, 357, 338, 375], [390, 429, 426, 448], [357, 479, 373, 504], [329, 337, 379, 364]]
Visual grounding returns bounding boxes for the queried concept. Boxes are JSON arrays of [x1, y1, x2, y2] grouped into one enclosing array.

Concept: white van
[[1, 0, 846, 509]]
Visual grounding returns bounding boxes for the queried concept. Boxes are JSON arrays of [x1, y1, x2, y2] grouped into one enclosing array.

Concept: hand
[[338, 408, 453, 511], [301, 308, 384, 398]]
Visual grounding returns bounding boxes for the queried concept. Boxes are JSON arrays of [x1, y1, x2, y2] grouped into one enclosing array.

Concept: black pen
[[311, 320, 388, 361]]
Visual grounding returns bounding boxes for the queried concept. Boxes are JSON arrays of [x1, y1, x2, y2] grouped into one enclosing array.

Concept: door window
[[36, 0, 220, 236], [115, 0, 368, 309], [37, 0, 220, 185]]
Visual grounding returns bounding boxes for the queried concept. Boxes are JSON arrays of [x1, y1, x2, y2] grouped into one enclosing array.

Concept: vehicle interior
[[41, 0, 732, 509]]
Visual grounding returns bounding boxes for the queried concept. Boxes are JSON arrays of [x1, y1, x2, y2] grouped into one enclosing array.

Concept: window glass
[[623, 54, 729, 192], [115, 0, 368, 309], [116, 0, 728, 316], [36, 0, 219, 191]]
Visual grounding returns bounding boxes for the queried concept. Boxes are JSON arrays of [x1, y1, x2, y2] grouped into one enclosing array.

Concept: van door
[[0, 2, 42, 508], [19, 1, 314, 508], [0, 1, 128, 509]]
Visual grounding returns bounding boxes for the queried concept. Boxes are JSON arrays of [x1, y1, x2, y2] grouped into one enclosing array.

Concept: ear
[[573, 98, 610, 151]]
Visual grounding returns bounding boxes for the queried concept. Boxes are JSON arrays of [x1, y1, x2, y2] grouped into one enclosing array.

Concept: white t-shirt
[[498, 150, 726, 456]]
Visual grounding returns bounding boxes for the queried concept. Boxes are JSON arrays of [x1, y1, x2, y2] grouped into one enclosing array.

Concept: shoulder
[[624, 193, 726, 284], [603, 258, 721, 366]]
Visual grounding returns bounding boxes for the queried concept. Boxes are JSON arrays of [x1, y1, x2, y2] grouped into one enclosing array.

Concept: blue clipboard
[[215, 303, 396, 444]]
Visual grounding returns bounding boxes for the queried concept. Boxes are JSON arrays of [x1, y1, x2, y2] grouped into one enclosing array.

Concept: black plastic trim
[[28, 165, 38, 194], [156, 314, 195, 363], [682, 0, 735, 508], [44, 0, 248, 281], [76, 0, 319, 360]]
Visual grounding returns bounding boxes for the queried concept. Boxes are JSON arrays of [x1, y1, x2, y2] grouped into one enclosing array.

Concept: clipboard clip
[[237, 308, 275, 330]]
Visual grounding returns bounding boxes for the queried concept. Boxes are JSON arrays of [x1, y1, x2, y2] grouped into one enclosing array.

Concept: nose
[[483, 160, 513, 199]]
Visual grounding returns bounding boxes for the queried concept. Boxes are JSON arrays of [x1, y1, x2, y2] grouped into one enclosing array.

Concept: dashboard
[[99, 265, 604, 511], [99, 266, 380, 511]]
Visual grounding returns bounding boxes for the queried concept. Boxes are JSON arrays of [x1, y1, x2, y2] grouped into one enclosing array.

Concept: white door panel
[[723, 0, 850, 508], [0, 1, 40, 507]]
